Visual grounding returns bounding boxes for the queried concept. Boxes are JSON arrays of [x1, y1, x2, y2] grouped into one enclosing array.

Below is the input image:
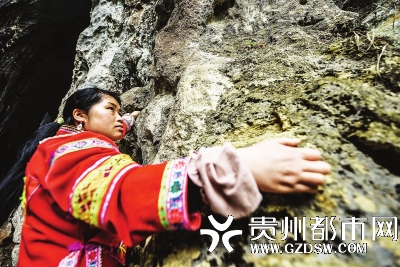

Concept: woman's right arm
[[28, 133, 330, 248], [185, 138, 331, 219], [27, 133, 201, 248]]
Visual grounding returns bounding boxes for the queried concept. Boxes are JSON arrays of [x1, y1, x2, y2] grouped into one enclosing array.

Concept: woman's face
[[80, 95, 124, 141]]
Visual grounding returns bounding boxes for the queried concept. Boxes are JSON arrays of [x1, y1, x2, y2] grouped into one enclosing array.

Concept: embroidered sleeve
[[102, 157, 202, 246], [70, 154, 140, 228], [157, 158, 201, 231], [67, 155, 201, 235], [34, 134, 201, 247]]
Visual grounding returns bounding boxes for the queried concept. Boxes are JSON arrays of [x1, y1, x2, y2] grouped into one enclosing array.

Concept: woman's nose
[[116, 114, 123, 122]]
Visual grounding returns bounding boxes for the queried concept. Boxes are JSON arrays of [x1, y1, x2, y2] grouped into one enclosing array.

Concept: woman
[[2, 88, 330, 266]]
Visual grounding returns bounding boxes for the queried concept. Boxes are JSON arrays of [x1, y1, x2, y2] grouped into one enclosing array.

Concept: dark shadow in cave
[[333, 0, 375, 11], [0, 0, 92, 224], [349, 138, 400, 176], [214, 0, 235, 17]]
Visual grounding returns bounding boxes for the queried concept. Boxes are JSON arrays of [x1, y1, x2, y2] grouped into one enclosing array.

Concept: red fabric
[[17, 128, 201, 267]]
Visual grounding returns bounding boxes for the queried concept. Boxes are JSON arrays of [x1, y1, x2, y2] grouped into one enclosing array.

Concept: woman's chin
[[111, 135, 122, 141], [114, 132, 124, 141], [103, 132, 123, 141]]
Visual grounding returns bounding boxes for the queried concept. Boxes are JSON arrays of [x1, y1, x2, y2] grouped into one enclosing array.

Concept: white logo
[[200, 215, 242, 252]]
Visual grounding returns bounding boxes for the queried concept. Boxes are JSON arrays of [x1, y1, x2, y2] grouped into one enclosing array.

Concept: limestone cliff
[[1, 0, 400, 266]]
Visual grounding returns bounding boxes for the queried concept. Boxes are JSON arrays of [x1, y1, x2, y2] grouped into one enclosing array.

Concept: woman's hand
[[122, 111, 140, 127], [237, 138, 331, 194], [122, 111, 140, 121], [131, 111, 140, 119], [121, 111, 140, 133]]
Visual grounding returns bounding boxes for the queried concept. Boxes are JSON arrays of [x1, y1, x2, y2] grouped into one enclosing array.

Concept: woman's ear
[[72, 109, 87, 125]]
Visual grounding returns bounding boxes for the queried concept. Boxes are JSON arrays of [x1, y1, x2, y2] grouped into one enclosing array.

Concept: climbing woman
[[0, 87, 331, 266]]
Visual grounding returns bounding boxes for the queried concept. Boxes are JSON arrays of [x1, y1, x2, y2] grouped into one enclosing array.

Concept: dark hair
[[0, 87, 121, 225], [63, 87, 121, 124]]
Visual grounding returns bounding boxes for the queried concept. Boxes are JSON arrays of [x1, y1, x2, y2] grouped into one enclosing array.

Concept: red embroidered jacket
[[18, 125, 202, 267]]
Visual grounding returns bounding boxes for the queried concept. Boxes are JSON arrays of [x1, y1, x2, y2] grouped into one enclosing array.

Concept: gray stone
[[3, 0, 400, 266], [137, 94, 175, 164], [11, 205, 22, 244], [11, 245, 19, 267], [0, 222, 12, 245], [68, 0, 399, 266]]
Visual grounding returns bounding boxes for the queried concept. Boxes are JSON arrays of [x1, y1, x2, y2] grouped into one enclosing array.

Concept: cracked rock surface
[[50, 0, 400, 266], [71, 1, 399, 266], [3, 0, 400, 266]]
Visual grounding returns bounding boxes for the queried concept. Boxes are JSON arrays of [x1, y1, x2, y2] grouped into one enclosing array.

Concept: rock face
[[3, 0, 400, 266], [68, 0, 400, 266]]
